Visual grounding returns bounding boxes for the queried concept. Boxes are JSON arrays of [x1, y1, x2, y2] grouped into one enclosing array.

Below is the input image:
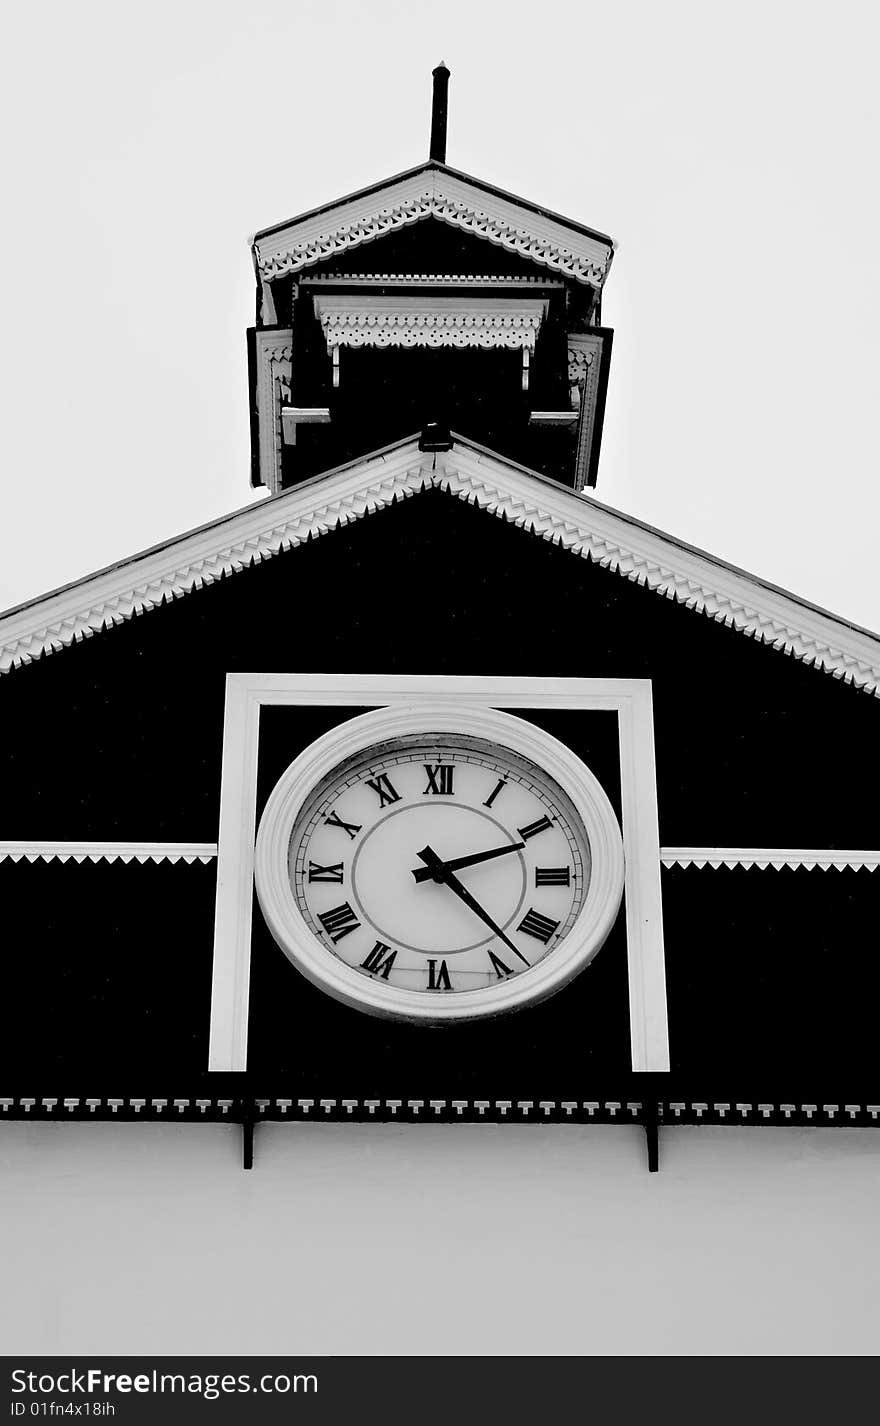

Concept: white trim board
[[661, 848, 880, 871], [1, 842, 870, 872], [207, 674, 669, 1076], [1, 436, 879, 694], [0, 842, 218, 864]]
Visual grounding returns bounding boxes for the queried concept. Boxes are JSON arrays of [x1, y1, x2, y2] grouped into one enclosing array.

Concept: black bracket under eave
[[241, 1110, 255, 1170], [642, 1102, 660, 1173]]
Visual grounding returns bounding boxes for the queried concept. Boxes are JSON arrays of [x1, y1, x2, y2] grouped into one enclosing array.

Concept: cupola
[[248, 65, 616, 494]]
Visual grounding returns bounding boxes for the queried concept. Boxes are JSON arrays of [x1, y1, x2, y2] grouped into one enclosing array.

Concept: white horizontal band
[[0, 841, 218, 864], [661, 847, 880, 871]]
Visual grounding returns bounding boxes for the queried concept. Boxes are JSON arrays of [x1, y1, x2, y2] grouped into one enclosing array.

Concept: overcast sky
[[1, 0, 877, 631]]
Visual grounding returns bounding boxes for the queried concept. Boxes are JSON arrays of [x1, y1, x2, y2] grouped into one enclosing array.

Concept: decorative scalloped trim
[[0, 455, 428, 674], [261, 193, 608, 286], [2, 440, 879, 696], [660, 848, 880, 871], [437, 456, 880, 696], [255, 173, 612, 289], [0, 842, 218, 864], [313, 296, 546, 351]]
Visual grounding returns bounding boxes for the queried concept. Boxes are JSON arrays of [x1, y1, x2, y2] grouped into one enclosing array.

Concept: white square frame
[[207, 674, 670, 1073]]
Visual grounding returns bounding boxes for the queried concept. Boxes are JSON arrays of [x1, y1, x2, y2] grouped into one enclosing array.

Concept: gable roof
[[252, 161, 615, 290], [1, 435, 879, 694]]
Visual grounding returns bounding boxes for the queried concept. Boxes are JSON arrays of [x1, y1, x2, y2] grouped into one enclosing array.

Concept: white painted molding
[[254, 329, 292, 495], [254, 170, 612, 289], [0, 841, 217, 864], [661, 848, 880, 871], [569, 333, 604, 490], [312, 295, 548, 351], [208, 675, 669, 1076], [2, 437, 879, 695], [280, 407, 331, 447], [529, 411, 579, 426], [0, 442, 431, 675]]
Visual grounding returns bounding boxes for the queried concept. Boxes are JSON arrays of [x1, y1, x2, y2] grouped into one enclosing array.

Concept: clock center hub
[[350, 801, 527, 956]]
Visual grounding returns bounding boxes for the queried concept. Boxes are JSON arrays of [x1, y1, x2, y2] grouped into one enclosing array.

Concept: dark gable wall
[[1, 487, 878, 1092]]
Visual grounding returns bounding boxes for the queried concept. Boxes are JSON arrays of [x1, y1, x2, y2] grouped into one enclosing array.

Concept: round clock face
[[255, 707, 624, 1023]]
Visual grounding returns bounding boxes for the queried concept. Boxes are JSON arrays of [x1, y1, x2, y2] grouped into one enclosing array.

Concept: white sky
[[1, 0, 878, 629]]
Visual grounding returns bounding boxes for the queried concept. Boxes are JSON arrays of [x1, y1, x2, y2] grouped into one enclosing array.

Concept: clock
[[254, 704, 624, 1022]]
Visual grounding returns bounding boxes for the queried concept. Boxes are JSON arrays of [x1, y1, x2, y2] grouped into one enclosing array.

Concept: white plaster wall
[[2, 1122, 879, 1355]]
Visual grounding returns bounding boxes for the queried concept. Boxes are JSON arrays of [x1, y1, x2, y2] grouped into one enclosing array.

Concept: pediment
[[1, 435, 879, 694], [252, 162, 615, 291]]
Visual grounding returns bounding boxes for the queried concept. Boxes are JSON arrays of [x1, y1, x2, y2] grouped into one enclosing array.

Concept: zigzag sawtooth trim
[[660, 849, 880, 871], [0, 843, 218, 865], [2, 1098, 879, 1125], [2, 460, 879, 697]]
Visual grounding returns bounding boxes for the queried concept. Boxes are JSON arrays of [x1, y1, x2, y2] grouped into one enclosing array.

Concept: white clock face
[[255, 708, 624, 1023], [291, 733, 591, 995]]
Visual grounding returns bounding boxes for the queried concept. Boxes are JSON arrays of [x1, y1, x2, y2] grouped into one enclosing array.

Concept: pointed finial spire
[[430, 61, 450, 163]]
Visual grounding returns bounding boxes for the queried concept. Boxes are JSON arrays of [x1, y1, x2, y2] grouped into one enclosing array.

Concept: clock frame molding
[[207, 673, 669, 1074], [253, 704, 625, 1025]]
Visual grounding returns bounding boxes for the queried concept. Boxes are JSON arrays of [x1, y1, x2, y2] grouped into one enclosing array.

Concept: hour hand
[[411, 840, 525, 884]]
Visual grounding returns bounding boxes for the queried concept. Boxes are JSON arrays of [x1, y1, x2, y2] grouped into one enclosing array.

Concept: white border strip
[[207, 675, 669, 1076], [0, 842, 217, 864], [661, 847, 880, 871]]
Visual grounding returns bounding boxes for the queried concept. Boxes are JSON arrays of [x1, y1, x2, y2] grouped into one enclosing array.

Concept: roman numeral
[[365, 773, 401, 808], [324, 810, 362, 840], [483, 778, 507, 809], [535, 866, 571, 887], [317, 902, 361, 944], [488, 950, 514, 979], [427, 959, 452, 991], [517, 908, 560, 944], [518, 815, 553, 841], [423, 763, 455, 796], [308, 861, 344, 883], [361, 941, 397, 979]]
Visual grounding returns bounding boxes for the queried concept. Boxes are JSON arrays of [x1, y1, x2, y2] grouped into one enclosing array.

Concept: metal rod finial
[[430, 62, 450, 163]]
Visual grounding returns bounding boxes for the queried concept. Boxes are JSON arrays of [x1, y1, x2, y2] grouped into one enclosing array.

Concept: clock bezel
[[254, 703, 625, 1023]]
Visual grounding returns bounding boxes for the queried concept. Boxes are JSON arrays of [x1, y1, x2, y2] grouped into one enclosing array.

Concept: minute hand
[[411, 840, 525, 885], [416, 845, 530, 967]]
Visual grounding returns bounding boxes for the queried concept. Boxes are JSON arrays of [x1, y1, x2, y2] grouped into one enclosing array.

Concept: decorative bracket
[[254, 329, 293, 493]]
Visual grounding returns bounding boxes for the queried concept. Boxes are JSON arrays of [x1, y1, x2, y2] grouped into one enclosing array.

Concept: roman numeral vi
[[427, 959, 452, 990]]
